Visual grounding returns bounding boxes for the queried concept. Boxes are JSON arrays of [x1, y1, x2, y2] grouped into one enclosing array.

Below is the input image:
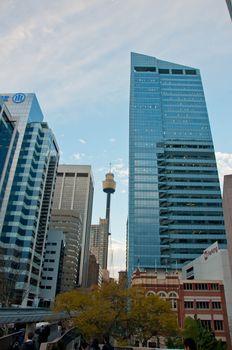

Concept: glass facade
[[128, 53, 227, 280], [0, 100, 18, 210], [0, 94, 59, 305]]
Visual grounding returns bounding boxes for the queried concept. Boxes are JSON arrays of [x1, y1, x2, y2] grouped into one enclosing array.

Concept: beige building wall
[[50, 210, 82, 291]]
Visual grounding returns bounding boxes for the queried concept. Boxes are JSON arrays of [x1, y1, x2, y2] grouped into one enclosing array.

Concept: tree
[[165, 336, 183, 349], [183, 316, 226, 350], [126, 287, 178, 345], [54, 282, 178, 343], [54, 281, 128, 340]]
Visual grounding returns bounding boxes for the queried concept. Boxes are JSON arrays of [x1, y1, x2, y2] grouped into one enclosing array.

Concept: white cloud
[[109, 138, 116, 143], [1, 0, 229, 119], [79, 138, 87, 144], [112, 162, 128, 179], [73, 152, 85, 160], [108, 239, 126, 279], [216, 152, 232, 189]]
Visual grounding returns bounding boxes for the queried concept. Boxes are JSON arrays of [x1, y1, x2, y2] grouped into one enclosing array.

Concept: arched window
[[168, 291, 178, 309], [146, 291, 156, 296], [168, 291, 178, 298], [157, 291, 167, 298]]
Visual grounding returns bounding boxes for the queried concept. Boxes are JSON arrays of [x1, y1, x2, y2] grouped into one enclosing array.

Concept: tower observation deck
[[102, 171, 116, 270], [103, 172, 116, 228]]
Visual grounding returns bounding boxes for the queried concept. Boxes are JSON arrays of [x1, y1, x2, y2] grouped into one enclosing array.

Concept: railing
[[0, 330, 25, 350], [40, 327, 83, 350], [0, 307, 71, 324]]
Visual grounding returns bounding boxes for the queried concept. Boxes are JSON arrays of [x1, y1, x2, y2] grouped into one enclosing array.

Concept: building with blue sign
[[0, 94, 59, 306], [0, 98, 19, 211], [127, 53, 227, 281]]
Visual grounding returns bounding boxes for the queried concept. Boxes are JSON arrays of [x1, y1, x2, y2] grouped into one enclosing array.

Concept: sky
[[0, 0, 232, 278]]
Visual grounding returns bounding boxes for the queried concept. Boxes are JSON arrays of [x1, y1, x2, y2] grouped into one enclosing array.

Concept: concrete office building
[[49, 210, 82, 291], [87, 253, 101, 287], [0, 93, 59, 306], [118, 270, 127, 288], [39, 230, 64, 306], [52, 165, 94, 287], [223, 174, 232, 279], [182, 242, 232, 342], [128, 52, 227, 280], [90, 218, 108, 270]]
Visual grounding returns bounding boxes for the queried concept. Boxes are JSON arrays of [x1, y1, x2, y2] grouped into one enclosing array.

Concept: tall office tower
[[90, 218, 108, 269], [49, 210, 82, 291], [0, 93, 59, 305], [226, 0, 232, 20], [52, 165, 94, 287], [0, 98, 19, 210], [223, 175, 232, 278], [128, 53, 227, 281]]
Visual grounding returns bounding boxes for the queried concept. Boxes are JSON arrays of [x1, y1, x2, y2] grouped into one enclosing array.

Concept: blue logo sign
[[1, 95, 9, 102], [12, 93, 26, 103]]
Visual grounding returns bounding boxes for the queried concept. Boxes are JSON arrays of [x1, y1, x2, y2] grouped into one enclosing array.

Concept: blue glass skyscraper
[[0, 93, 59, 306], [0, 98, 19, 211], [128, 53, 227, 281]]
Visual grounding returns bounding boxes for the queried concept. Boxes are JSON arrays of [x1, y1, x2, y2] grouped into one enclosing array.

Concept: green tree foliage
[[54, 282, 178, 343], [54, 282, 127, 339], [126, 288, 178, 344], [165, 336, 183, 349], [183, 316, 226, 350]]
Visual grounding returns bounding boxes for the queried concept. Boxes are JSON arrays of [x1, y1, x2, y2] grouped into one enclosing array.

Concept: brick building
[[132, 269, 231, 349]]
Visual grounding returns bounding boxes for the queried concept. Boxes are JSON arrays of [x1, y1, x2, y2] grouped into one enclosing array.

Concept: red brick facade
[[132, 269, 231, 349]]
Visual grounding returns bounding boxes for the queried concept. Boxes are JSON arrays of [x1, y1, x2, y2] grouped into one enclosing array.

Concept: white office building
[[182, 241, 232, 340], [39, 230, 64, 306]]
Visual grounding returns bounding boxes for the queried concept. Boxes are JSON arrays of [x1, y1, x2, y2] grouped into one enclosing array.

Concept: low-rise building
[[132, 269, 231, 348], [182, 242, 232, 342]]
